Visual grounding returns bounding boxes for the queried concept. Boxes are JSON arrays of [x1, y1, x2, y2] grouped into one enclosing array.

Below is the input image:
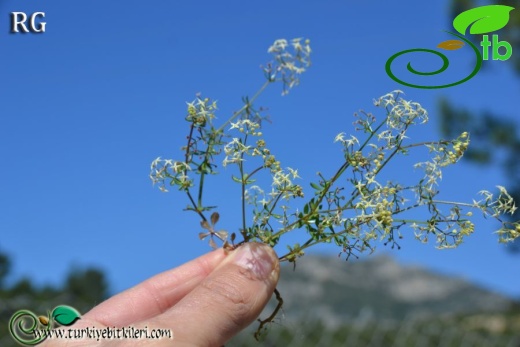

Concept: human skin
[[41, 242, 280, 346]]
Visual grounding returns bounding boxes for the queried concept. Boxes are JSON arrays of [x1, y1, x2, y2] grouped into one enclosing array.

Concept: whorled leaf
[[200, 220, 211, 230], [210, 212, 220, 226], [215, 230, 228, 240], [453, 5, 514, 35]]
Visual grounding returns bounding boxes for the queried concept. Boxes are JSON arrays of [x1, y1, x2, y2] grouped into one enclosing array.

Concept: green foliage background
[[0, 250, 108, 347], [441, 0, 520, 251]]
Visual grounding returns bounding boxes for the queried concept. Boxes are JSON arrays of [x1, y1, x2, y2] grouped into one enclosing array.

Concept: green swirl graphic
[[385, 31, 482, 89], [8, 310, 47, 345]]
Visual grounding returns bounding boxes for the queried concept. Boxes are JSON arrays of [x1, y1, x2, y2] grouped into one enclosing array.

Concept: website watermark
[[386, 5, 515, 89], [8, 305, 173, 345], [33, 325, 173, 342]]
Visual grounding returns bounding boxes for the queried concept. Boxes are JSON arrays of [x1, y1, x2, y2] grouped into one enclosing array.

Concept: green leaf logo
[[453, 5, 514, 35], [51, 306, 81, 326]]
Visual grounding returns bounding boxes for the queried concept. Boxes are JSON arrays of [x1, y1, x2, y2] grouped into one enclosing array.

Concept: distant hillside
[[267, 254, 514, 327]]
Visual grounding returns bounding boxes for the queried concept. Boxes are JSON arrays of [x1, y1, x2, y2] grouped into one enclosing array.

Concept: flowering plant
[[150, 38, 519, 339]]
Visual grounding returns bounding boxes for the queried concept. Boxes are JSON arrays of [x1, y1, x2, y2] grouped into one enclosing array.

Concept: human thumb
[[157, 242, 280, 346]]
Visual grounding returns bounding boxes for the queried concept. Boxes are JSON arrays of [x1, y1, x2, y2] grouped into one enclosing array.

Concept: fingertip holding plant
[[150, 38, 520, 339]]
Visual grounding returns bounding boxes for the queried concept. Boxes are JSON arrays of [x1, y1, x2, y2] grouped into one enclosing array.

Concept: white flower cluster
[[266, 38, 312, 95], [150, 157, 192, 192], [186, 96, 218, 125]]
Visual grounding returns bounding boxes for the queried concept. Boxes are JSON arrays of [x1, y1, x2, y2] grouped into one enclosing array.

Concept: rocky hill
[[266, 254, 514, 327]]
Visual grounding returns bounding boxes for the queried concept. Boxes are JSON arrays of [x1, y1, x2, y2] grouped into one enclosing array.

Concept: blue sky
[[2, 0, 519, 300]]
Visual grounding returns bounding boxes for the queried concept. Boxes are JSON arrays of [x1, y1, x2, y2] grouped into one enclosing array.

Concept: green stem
[[196, 129, 221, 211], [194, 80, 272, 221], [431, 200, 479, 208], [198, 164, 206, 209], [239, 136, 249, 240], [278, 224, 356, 261], [184, 123, 207, 221], [187, 191, 207, 221], [247, 166, 265, 180], [267, 191, 284, 218], [401, 140, 451, 150], [270, 116, 390, 240], [217, 81, 271, 133]]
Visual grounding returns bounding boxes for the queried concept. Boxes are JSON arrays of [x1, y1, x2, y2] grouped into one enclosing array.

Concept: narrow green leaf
[[453, 5, 514, 35], [310, 182, 321, 190], [231, 175, 242, 183]]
